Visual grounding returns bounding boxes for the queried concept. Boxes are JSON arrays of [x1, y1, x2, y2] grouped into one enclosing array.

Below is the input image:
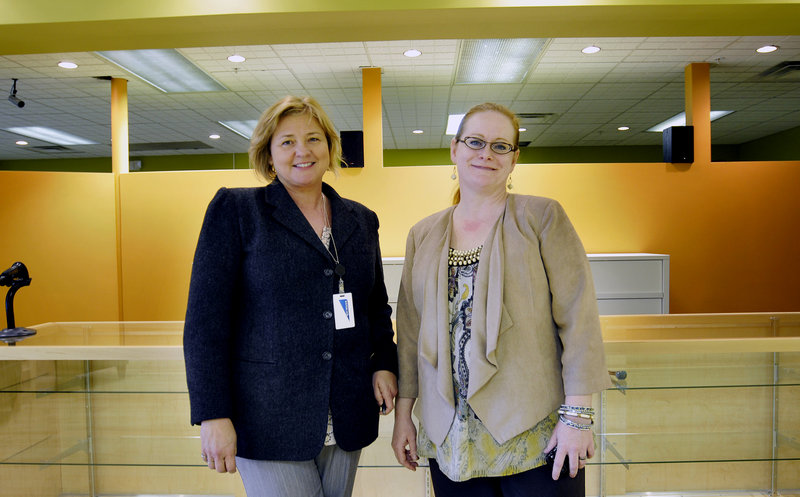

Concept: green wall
[[2, 131, 797, 173], [737, 125, 800, 162], [0, 157, 112, 172], [0, 153, 250, 173]]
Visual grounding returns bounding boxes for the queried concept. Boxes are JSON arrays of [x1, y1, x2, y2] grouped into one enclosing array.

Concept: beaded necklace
[[448, 245, 482, 266]]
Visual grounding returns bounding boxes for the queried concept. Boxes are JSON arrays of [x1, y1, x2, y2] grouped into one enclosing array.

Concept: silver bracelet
[[559, 414, 593, 431]]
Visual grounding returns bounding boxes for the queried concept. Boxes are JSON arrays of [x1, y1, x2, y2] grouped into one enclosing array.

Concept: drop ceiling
[[1, 36, 798, 161]]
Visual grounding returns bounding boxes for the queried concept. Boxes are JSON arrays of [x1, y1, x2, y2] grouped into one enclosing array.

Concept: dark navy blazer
[[183, 180, 398, 460]]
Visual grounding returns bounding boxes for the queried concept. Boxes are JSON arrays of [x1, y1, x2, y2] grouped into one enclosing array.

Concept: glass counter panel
[[600, 461, 775, 495], [0, 391, 90, 465], [0, 465, 91, 497], [1, 360, 189, 394], [12, 321, 184, 347], [606, 352, 800, 389], [87, 360, 188, 393], [599, 431, 800, 464], [3, 317, 799, 497]]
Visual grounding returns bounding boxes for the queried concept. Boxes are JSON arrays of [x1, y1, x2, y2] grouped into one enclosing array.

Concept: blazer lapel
[[414, 207, 457, 408], [467, 205, 505, 398], [434, 212, 454, 405], [323, 183, 358, 250], [263, 180, 331, 260]]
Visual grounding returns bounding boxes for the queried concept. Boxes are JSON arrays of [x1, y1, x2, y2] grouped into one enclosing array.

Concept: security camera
[[8, 95, 24, 108], [8, 78, 24, 108]]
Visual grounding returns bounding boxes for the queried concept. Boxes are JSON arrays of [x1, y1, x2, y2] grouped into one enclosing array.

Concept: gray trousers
[[236, 445, 361, 497]]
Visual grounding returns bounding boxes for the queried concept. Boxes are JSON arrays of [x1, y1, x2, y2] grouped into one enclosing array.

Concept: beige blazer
[[397, 194, 612, 445]]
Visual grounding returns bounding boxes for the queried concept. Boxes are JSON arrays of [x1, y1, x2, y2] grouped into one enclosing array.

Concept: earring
[[507, 175, 513, 190], [451, 166, 457, 180]]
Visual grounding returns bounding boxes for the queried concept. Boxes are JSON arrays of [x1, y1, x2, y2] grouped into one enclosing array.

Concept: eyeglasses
[[457, 136, 517, 155]]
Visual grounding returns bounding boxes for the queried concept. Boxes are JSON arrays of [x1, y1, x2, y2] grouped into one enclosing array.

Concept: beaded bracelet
[[559, 414, 593, 430], [560, 405, 595, 415], [558, 409, 594, 420]]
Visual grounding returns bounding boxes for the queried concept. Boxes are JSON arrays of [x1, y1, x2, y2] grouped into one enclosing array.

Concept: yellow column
[[362, 67, 382, 168], [685, 63, 711, 165], [110, 77, 129, 321]]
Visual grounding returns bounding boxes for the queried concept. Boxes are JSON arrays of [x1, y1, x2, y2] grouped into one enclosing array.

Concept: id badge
[[332, 293, 355, 330]]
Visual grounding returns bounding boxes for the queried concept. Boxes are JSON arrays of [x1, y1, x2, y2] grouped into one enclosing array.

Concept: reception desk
[[1, 314, 798, 497]]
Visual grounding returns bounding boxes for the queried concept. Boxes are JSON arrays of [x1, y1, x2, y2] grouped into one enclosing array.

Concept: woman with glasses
[[391, 102, 611, 496]]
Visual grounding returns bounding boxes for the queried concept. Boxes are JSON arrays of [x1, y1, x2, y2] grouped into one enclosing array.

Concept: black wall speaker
[[663, 126, 694, 163], [340, 130, 364, 168]]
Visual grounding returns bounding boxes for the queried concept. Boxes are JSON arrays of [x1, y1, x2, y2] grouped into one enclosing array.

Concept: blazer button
[[324, 268, 334, 276], [323, 311, 333, 319], [322, 351, 332, 360]]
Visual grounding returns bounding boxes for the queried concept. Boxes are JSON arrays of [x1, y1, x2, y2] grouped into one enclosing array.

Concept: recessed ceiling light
[[58, 61, 78, 69], [209, 134, 221, 139], [756, 45, 778, 54], [15, 140, 28, 146], [412, 129, 424, 134], [647, 111, 734, 132], [519, 127, 527, 132], [227, 54, 246, 63], [403, 49, 422, 58], [618, 126, 630, 131], [582, 45, 601, 54], [6, 126, 96, 145]]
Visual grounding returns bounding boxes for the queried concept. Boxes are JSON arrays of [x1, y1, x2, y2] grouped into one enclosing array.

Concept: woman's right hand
[[391, 398, 419, 471], [200, 417, 237, 473]]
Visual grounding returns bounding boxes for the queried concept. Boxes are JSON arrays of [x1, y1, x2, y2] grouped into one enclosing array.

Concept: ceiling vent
[[516, 112, 556, 124], [759, 61, 800, 80], [31, 145, 76, 154], [129, 141, 214, 152]]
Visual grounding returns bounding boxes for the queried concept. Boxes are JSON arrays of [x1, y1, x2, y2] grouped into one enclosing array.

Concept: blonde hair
[[249, 95, 342, 181], [452, 102, 520, 204], [455, 102, 520, 147]]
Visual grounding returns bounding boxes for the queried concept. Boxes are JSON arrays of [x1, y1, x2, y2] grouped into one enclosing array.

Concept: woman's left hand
[[543, 416, 594, 480], [372, 370, 398, 415]]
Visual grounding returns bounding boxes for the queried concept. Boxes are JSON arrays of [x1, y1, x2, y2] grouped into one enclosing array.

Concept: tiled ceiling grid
[[0, 36, 798, 160]]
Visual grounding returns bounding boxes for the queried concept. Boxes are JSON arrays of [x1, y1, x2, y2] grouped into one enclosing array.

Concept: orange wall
[[116, 158, 799, 322], [0, 172, 119, 326], [2, 158, 799, 328], [119, 170, 263, 322]]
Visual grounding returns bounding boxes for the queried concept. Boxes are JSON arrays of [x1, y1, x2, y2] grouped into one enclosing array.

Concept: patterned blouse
[[416, 246, 558, 481]]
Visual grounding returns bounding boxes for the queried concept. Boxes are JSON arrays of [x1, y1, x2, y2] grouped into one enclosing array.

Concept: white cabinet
[[382, 253, 669, 318], [588, 253, 669, 314], [382, 257, 404, 319]]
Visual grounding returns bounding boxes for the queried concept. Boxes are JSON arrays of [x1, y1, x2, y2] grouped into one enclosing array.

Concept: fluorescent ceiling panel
[[96, 49, 227, 93], [219, 120, 259, 139], [445, 114, 465, 135], [648, 111, 734, 132], [455, 39, 547, 84], [6, 126, 96, 145]]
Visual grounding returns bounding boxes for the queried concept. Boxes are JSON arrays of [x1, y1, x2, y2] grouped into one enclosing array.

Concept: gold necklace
[[448, 245, 482, 266]]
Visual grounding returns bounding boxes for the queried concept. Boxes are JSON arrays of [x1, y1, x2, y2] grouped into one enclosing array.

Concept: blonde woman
[[392, 103, 610, 496], [185, 96, 398, 497]]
